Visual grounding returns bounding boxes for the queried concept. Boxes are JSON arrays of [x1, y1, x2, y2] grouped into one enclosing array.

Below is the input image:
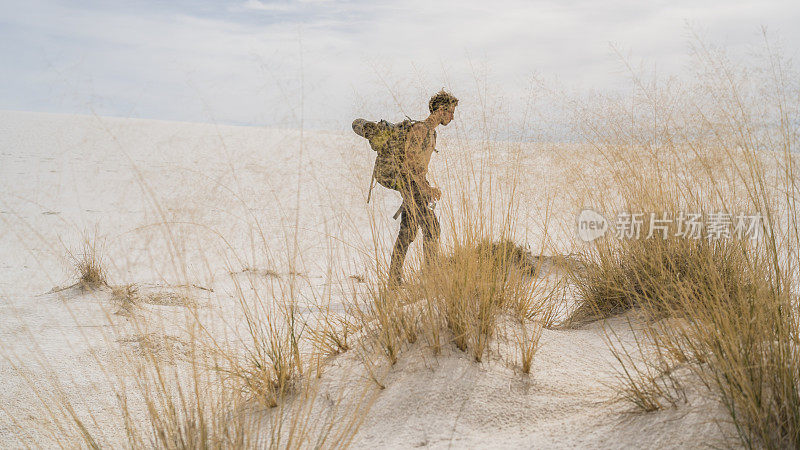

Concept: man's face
[[440, 105, 456, 125]]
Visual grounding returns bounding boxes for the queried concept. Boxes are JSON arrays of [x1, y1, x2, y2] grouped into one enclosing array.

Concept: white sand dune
[[0, 111, 736, 448], [317, 315, 732, 449]]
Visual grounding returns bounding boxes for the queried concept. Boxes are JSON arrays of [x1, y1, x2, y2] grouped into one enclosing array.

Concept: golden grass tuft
[[423, 237, 539, 361], [567, 236, 761, 326], [559, 30, 800, 446], [353, 234, 557, 370], [73, 235, 107, 289]]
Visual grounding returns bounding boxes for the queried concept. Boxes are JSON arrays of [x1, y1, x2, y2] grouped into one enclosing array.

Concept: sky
[[1, 0, 799, 134]]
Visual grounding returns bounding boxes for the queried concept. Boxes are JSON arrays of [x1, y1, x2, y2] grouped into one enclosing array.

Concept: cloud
[[240, 0, 296, 12], [1, 0, 799, 132]]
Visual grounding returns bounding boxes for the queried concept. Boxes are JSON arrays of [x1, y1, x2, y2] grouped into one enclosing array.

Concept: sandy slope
[[331, 316, 731, 449], [0, 111, 737, 448]]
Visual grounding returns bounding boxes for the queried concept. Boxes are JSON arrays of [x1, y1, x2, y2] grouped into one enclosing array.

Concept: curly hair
[[428, 89, 459, 114]]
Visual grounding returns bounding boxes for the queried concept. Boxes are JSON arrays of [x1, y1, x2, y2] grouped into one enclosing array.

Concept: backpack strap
[[393, 202, 404, 220], [367, 161, 377, 203]]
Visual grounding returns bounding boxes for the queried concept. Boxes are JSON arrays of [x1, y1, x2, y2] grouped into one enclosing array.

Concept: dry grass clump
[[72, 235, 107, 289], [125, 386, 259, 449], [605, 322, 687, 412], [579, 230, 799, 447], [51, 267, 371, 448], [307, 309, 355, 356], [220, 295, 306, 408], [114, 342, 368, 449], [668, 275, 799, 448], [567, 235, 763, 411], [424, 237, 545, 361], [353, 233, 557, 370], [235, 330, 300, 408], [560, 31, 800, 447], [473, 239, 542, 276], [568, 235, 761, 325], [29, 220, 371, 447]]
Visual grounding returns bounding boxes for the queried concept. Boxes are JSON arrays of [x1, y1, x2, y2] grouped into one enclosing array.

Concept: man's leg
[[421, 206, 441, 268], [388, 196, 420, 286], [402, 181, 440, 269]]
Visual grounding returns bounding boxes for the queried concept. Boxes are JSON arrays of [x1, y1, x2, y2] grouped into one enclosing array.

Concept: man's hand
[[429, 187, 442, 201]]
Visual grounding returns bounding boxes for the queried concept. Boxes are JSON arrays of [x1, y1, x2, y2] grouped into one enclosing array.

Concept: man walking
[[387, 90, 458, 286]]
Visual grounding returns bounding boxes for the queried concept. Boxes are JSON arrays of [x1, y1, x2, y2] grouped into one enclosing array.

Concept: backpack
[[352, 117, 424, 201]]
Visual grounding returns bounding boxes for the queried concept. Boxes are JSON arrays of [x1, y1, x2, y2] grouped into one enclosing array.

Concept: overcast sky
[[1, 0, 798, 133]]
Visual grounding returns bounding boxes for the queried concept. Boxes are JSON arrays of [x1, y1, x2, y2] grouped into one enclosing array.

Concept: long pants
[[388, 180, 440, 285]]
